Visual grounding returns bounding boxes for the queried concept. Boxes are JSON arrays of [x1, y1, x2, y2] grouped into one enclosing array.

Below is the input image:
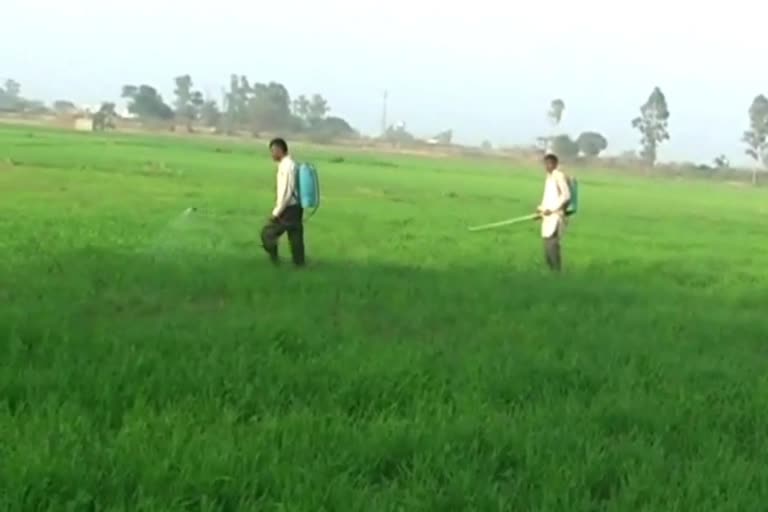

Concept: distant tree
[[122, 84, 174, 121], [174, 75, 193, 113], [53, 100, 78, 114], [0, 79, 23, 111], [93, 102, 117, 131], [432, 129, 453, 145], [217, 75, 354, 137], [247, 81, 293, 135], [222, 75, 248, 132], [173, 75, 205, 131], [292, 95, 311, 120], [384, 123, 415, 147], [122, 85, 137, 98], [742, 94, 768, 185], [23, 100, 49, 115], [307, 116, 357, 143], [632, 86, 670, 166], [550, 134, 579, 160], [576, 131, 608, 157], [548, 99, 565, 126], [293, 93, 330, 129], [308, 94, 329, 122], [535, 136, 551, 151], [199, 99, 221, 129], [481, 140, 493, 151], [713, 154, 730, 170], [618, 150, 641, 164], [540, 99, 566, 153], [4, 79, 21, 99], [191, 92, 204, 119]]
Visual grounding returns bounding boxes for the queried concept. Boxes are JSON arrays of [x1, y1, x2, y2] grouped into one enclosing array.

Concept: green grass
[[1, 124, 767, 511]]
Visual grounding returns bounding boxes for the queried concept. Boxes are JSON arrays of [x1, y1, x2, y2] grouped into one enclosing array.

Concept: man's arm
[[271, 165, 293, 219]]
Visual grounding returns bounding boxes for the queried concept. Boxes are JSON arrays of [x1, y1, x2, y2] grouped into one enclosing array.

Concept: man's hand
[[537, 207, 552, 216]]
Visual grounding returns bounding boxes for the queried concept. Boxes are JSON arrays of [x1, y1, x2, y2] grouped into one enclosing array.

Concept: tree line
[[117, 74, 358, 142], [542, 86, 768, 184], [0, 75, 358, 143], [2, 78, 768, 182], [0, 79, 47, 114]]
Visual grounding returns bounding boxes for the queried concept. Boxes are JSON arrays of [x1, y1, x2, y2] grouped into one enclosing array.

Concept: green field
[[1, 124, 767, 511]]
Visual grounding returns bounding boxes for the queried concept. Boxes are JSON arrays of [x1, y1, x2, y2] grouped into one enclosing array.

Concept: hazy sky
[[3, 0, 767, 164]]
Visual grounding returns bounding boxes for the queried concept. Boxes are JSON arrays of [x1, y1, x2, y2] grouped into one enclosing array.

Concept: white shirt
[[272, 155, 298, 218], [538, 168, 571, 238]]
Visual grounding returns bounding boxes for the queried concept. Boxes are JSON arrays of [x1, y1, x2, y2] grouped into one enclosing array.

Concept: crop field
[[1, 124, 767, 510]]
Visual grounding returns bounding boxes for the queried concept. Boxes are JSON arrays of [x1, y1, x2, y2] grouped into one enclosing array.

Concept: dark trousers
[[261, 205, 305, 266], [544, 233, 562, 272]]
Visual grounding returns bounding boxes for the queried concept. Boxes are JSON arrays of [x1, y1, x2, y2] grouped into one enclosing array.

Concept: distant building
[[74, 117, 94, 132]]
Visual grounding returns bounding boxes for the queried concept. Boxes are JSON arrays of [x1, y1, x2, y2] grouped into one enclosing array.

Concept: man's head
[[543, 153, 559, 173], [269, 138, 289, 162]]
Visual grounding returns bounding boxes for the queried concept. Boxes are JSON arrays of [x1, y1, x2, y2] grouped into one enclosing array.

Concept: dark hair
[[269, 138, 288, 154], [544, 153, 559, 166]]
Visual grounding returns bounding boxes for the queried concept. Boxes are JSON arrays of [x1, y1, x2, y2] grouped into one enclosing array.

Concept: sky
[[3, 0, 767, 164]]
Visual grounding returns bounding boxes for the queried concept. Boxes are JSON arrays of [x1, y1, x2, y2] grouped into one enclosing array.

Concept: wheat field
[[1, 125, 767, 511]]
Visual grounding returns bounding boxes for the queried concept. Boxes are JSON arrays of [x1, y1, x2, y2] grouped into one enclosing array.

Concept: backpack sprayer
[[296, 162, 320, 221]]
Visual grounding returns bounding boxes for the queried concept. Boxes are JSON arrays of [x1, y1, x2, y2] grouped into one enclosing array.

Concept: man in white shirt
[[260, 138, 305, 266], [537, 154, 571, 272]]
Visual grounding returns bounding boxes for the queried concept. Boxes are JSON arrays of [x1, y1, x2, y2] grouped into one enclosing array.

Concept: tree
[[174, 76, 193, 111], [576, 131, 608, 157], [53, 100, 78, 114], [322, 116, 355, 135], [200, 99, 221, 129], [216, 74, 354, 137], [0, 79, 23, 111], [384, 123, 415, 147], [93, 103, 117, 131], [742, 94, 768, 185], [247, 81, 293, 135], [307, 116, 357, 143], [548, 99, 565, 126], [222, 75, 249, 132], [713, 155, 730, 170], [173, 75, 205, 131], [432, 129, 453, 145], [4, 79, 20, 99], [221, 76, 297, 134], [539, 99, 567, 153], [23, 101, 49, 115], [307, 94, 329, 123], [292, 93, 330, 130], [0, 80, 47, 114], [122, 84, 174, 121], [550, 134, 579, 160], [632, 86, 670, 166], [292, 95, 310, 120]]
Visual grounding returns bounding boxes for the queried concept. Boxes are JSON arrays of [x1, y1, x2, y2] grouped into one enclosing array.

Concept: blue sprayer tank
[[297, 162, 320, 212]]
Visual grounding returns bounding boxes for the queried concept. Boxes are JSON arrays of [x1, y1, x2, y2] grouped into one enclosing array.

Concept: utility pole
[[380, 90, 388, 136]]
